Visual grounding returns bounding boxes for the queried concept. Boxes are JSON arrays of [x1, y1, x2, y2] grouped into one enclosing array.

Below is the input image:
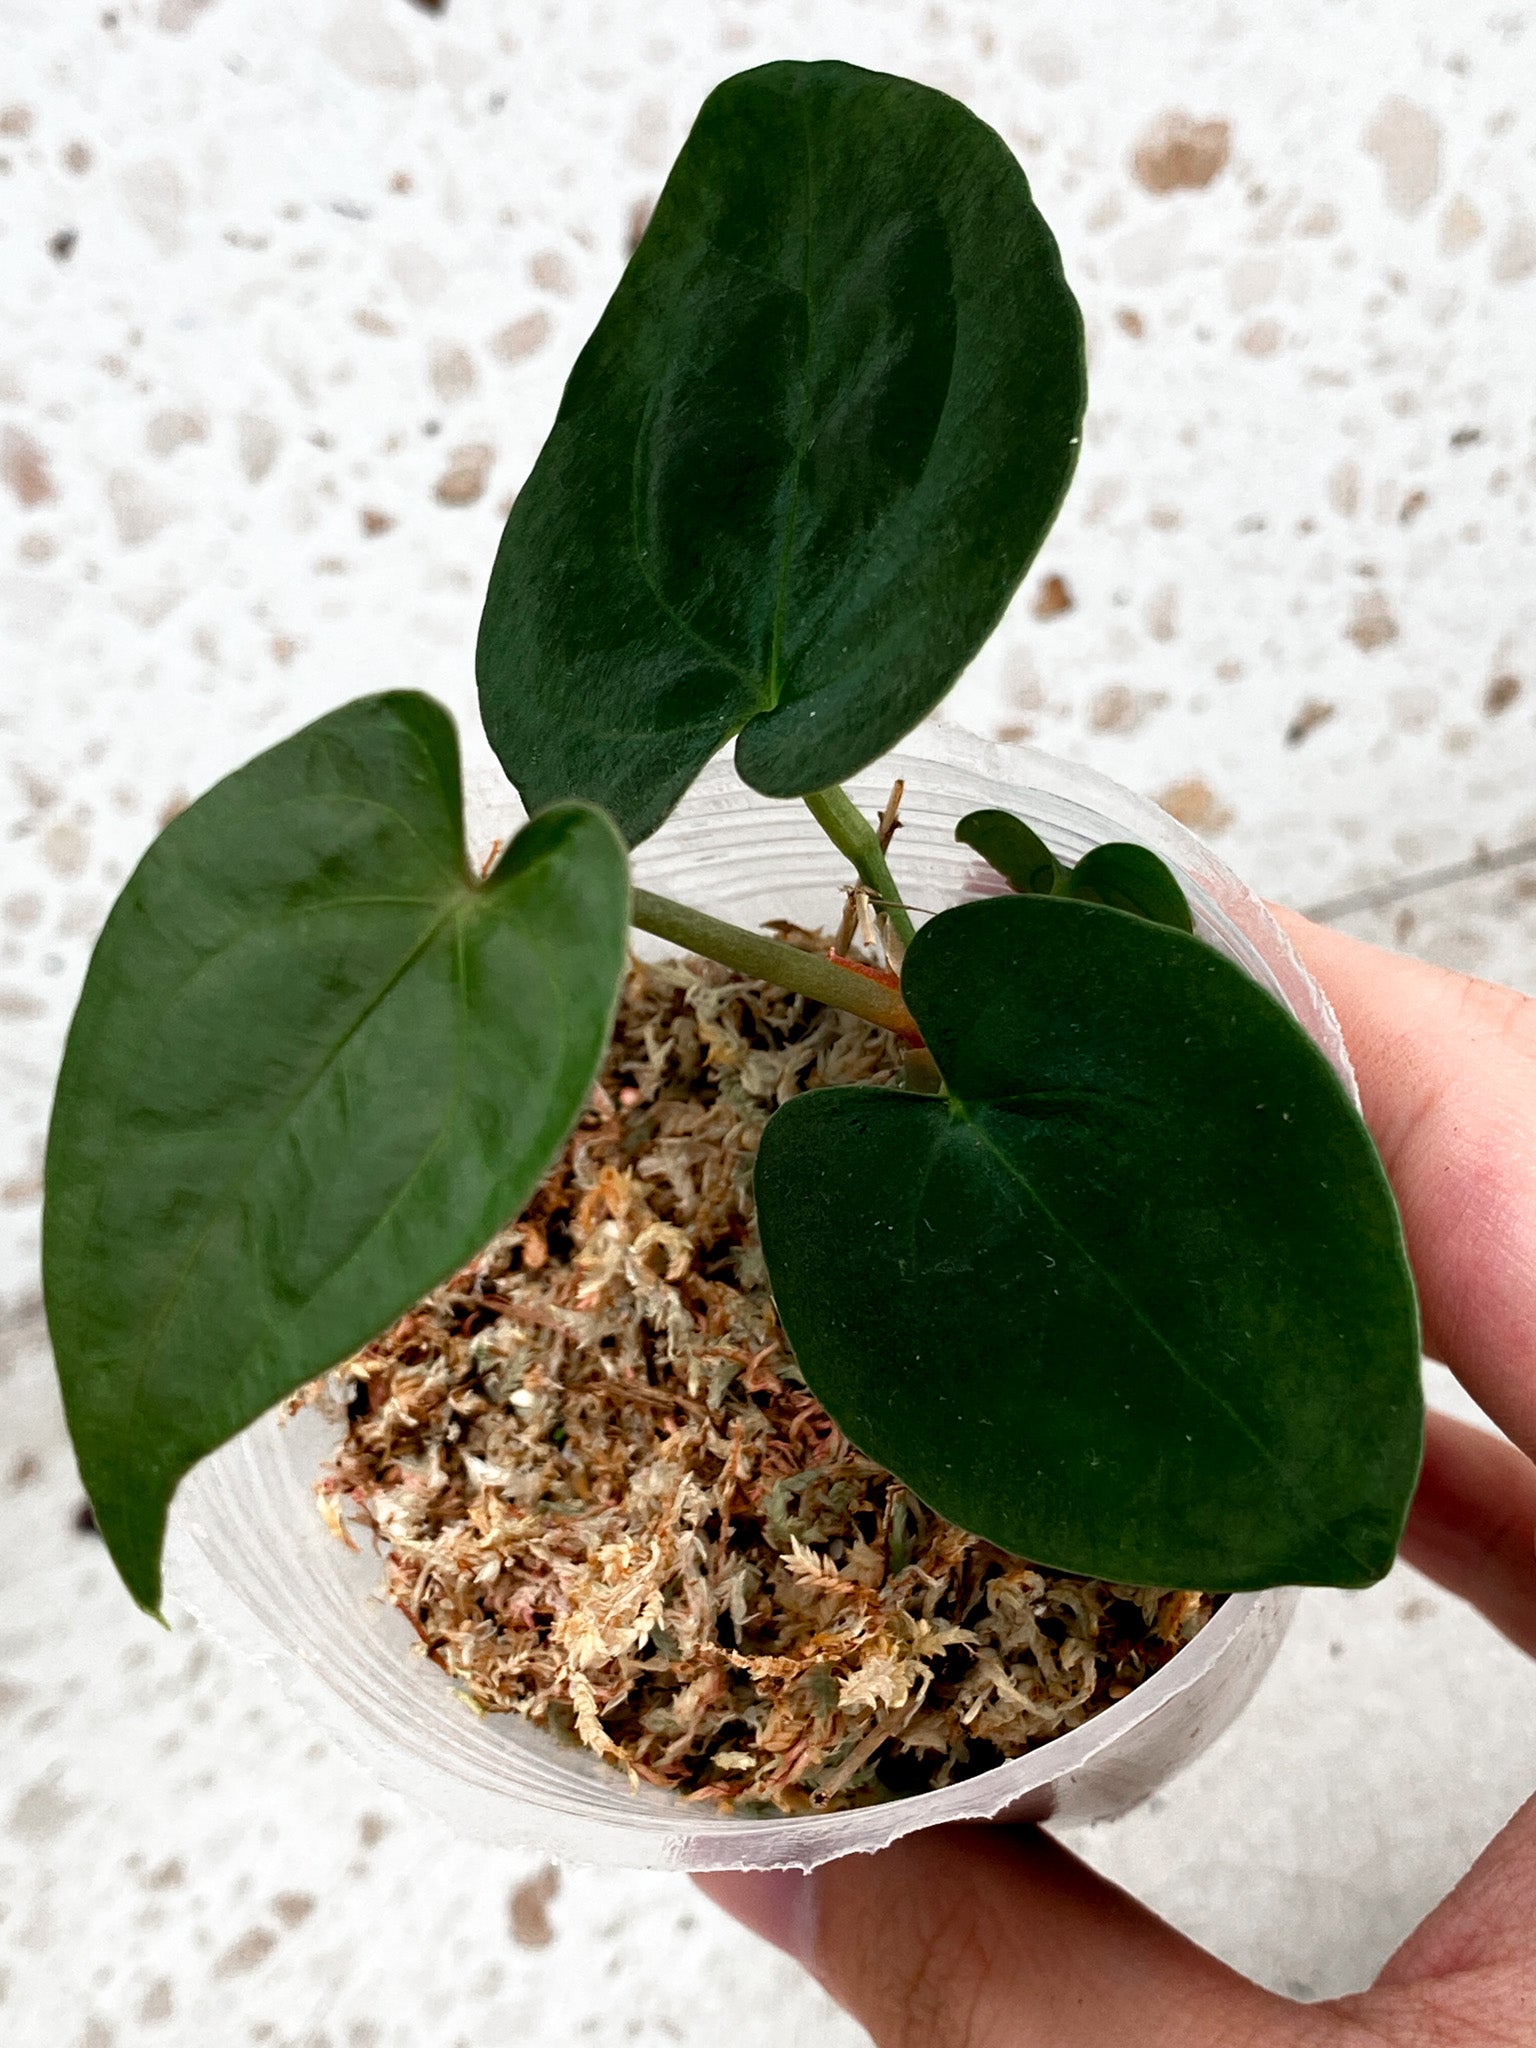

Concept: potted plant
[[42, 61, 1422, 1848]]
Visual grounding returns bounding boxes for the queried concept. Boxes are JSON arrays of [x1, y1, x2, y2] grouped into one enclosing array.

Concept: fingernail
[[692, 1867, 820, 1972]]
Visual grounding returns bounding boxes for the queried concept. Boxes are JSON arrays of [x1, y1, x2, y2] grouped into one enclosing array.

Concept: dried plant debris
[[307, 954, 1214, 1815]]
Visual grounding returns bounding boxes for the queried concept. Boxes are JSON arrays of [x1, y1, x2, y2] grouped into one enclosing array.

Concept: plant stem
[[630, 887, 918, 1041], [802, 786, 917, 948]]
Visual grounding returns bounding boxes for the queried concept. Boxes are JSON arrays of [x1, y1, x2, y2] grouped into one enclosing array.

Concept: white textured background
[[4, 2, 1536, 2042]]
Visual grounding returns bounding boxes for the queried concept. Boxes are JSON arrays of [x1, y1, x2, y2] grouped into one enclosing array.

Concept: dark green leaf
[[477, 60, 1085, 844], [755, 895, 1422, 1590], [43, 693, 628, 1614], [955, 809, 1062, 895], [1062, 841, 1193, 933]]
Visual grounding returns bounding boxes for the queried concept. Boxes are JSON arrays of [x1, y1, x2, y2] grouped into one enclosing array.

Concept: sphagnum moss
[[306, 952, 1213, 1815]]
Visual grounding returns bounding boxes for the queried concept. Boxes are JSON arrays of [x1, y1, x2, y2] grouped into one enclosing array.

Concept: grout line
[[1305, 838, 1536, 923]]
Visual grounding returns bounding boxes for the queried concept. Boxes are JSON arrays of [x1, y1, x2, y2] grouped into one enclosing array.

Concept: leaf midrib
[[256, 898, 579, 1398], [625, 100, 823, 717], [945, 1093, 1376, 1580], [108, 894, 466, 1448], [763, 98, 819, 712]]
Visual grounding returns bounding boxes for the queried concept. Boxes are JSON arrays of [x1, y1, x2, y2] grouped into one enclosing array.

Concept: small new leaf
[[477, 60, 1085, 844], [43, 693, 629, 1614], [957, 810, 1192, 933], [955, 809, 1061, 895], [755, 894, 1423, 1591], [1062, 841, 1193, 933]]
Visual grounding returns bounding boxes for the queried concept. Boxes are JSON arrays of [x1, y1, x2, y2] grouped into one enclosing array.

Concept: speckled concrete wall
[[4, 4, 1536, 2043]]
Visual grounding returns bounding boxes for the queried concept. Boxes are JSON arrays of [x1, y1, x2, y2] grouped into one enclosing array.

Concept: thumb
[[696, 1824, 1331, 2048]]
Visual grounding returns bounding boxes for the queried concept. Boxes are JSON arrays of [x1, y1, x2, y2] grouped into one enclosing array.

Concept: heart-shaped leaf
[[1061, 841, 1193, 933], [755, 894, 1422, 1590], [955, 809, 1062, 896], [477, 60, 1085, 845], [43, 693, 628, 1614]]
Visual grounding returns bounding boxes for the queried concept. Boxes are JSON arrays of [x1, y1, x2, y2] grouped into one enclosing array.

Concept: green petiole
[[802, 785, 917, 949], [629, 886, 917, 1040]]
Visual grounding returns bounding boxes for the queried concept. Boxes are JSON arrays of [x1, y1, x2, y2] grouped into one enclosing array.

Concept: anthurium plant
[[43, 61, 1423, 1622]]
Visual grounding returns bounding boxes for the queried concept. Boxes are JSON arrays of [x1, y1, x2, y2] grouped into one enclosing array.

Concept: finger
[[1363, 1793, 1536, 2031], [696, 1825, 1332, 2048], [1400, 1409, 1536, 1658], [1272, 909, 1536, 1460]]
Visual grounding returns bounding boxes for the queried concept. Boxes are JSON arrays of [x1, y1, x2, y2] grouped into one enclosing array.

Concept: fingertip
[[692, 1866, 820, 1973], [1402, 1409, 1536, 1657]]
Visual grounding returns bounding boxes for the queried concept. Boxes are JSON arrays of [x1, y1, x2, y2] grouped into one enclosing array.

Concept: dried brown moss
[[308, 953, 1212, 1815]]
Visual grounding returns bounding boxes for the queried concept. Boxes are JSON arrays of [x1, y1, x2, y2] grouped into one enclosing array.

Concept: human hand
[[696, 910, 1536, 2045]]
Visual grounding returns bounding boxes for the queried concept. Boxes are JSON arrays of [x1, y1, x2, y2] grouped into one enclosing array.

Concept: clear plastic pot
[[165, 720, 1350, 1872]]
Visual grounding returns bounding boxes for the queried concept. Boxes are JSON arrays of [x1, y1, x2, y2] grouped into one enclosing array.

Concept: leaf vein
[[951, 1101, 1376, 1579], [627, 382, 761, 690], [764, 99, 818, 709], [117, 903, 464, 1448]]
